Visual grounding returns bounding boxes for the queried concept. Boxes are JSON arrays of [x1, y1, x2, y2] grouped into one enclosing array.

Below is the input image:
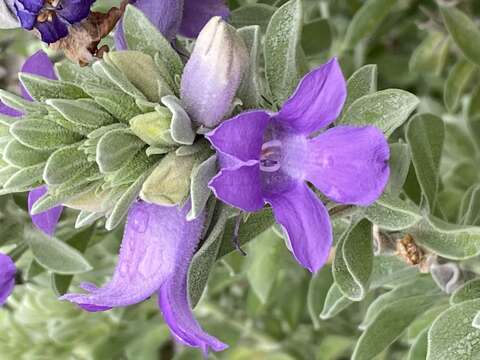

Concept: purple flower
[[14, 0, 95, 43], [0, 50, 63, 236], [180, 16, 248, 128], [207, 58, 390, 273], [61, 201, 227, 355], [115, 0, 229, 49], [0, 253, 16, 306]]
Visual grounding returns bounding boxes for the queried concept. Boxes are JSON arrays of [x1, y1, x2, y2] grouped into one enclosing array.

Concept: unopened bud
[[431, 262, 463, 294], [180, 16, 249, 128], [130, 109, 175, 147], [140, 152, 196, 206]]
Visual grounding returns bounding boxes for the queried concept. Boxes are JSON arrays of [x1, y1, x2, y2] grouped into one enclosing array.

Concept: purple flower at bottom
[[14, 0, 96, 43], [61, 202, 227, 355], [0, 50, 63, 236], [0, 253, 16, 306], [115, 0, 229, 49], [207, 58, 390, 273]]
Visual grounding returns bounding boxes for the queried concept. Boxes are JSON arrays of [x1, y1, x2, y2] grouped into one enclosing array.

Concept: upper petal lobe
[[278, 58, 346, 135]]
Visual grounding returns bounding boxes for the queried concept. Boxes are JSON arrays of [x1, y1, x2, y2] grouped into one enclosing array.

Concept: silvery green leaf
[[320, 283, 353, 320], [30, 172, 97, 214], [407, 329, 429, 360], [246, 229, 291, 304], [343, 0, 396, 50], [105, 171, 151, 230], [3, 139, 50, 167], [450, 279, 480, 305], [3, 163, 44, 190], [369, 255, 419, 289], [96, 129, 145, 173], [85, 89, 142, 125], [161, 95, 195, 145], [188, 155, 217, 221], [467, 86, 480, 152], [0, 0, 20, 29], [387, 142, 411, 195], [409, 31, 449, 76], [340, 89, 419, 136], [307, 266, 333, 329], [122, 5, 183, 76], [352, 294, 439, 360], [146, 146, 172, 156], [47, 99, 114, 129], [188, 204, 230, 308], [427, 299, 480, 360], [175, 141, 206, 157], [0, 89, 47, 115], [473, 312, 480, 330], [25, 227, 93, 275], [458, 184, 480, 225], [360, 276, 440, 330], [231, 4, 276, 32], [343, 64, 378, 113], [43, 144, 90, 185], [0, 165, 19, 186], [10, 118, 82, 151], [105, 151, 155, 188], [237, 26, 262, 108], [410, 215, 480, 260], [75, 210, 104, 229], [19, 73, 88, 101], [55, 61, 109, 88], [107, 51, 170, 102], [440, 5, 480, 67], [264, 0, 303, 104], [365, 193, 422, 231], [333, 220, 373, 301], [444, 59, 476, 113], [129, 110, 174, 147], [407, 304, 449, 342], [406, 113, 444, 212], [92, 61, 146, 100]]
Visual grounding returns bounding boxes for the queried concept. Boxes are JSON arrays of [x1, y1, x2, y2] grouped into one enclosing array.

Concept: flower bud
[[140, 152, 197, 206], [181, 16, 249, 128], [130, 109, 175, 147]]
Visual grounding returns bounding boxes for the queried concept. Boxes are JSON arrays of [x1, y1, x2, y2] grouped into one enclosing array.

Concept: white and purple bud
[[181, 16, 249, 128]]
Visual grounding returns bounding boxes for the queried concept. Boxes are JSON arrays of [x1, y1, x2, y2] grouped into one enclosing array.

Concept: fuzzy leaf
[[47, 99, 114, 129], [264, 0, 303, 104], [340, 89, 419, 137], [343, 64, 378, 113], [161, 96, 195, 145], [19, 73, 88, 101], [444, 59, 476, 113], [3, 139, 50, 167], [188, 155, 217, 221]]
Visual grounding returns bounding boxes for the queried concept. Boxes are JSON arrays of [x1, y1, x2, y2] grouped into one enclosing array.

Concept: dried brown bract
[[396, 233, 425, 266], [49, 0, 129, 66]]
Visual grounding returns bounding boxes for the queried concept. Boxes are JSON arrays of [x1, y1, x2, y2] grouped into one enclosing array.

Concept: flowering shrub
[[1, 0, 480, 359]]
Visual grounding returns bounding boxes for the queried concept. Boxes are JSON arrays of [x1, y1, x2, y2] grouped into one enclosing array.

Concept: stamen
[[260, 139, 282, 172]]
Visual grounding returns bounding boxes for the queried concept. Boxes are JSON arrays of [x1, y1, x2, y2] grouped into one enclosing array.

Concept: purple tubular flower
[[114, 0, 229, 49], [14, 0, 95, 43], [0, 253, 16, 306], [207, 58, 390, 273], [61, 201, 227, 355], [181, 16, 248, 128], [0, 50, 63, 236]]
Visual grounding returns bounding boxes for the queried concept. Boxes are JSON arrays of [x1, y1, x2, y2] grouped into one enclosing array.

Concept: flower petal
[[0, 102, 22, 117], [206, 110, 270, 163], [265, 183, 332, 273], [115, 0, 184, 49], [277, 58, 346, 135], [306, 125, 390, 206], [0, 253, 16, 306], [181, 17, 248, 128], [57, 0, 95, 24], [158, 264, 228, 355], [28, 186, 63, 236], [35, 14, 69, 43], [179, 0, 229, 38], [209, 162, 264, 212], [20, 50, 56, 100], [60, 202, 200, 308]]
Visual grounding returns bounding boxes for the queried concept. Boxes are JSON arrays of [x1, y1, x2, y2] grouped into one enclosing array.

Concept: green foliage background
[[3, 0, 480, 359]]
